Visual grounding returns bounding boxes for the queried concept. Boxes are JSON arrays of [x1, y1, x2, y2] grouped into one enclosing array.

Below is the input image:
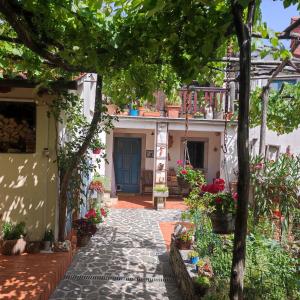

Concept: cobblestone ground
[[50, 209, 183, 300]]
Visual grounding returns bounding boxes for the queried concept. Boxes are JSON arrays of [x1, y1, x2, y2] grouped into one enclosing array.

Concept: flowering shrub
[[201, 179, 237, 214], [85, 208, 109, 224], [176, 160, 206, 187], [72, 218, 97, 236], [89, 180, 104, 193]]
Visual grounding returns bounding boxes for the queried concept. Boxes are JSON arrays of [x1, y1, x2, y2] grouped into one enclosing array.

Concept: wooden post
[[259, 86, 269, 156]]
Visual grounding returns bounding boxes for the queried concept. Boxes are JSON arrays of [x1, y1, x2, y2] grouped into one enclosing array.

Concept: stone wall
[[169, 238, 201, 300]]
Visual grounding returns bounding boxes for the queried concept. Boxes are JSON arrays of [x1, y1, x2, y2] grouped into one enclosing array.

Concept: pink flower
[[232, 192, 238, 201], [254, 163, 264, 170], [181, 169, 187, 175], [177, 160, 183, 165]]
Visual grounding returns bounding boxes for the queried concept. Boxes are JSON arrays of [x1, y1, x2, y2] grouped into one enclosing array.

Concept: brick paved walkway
[[50, 208, 183, 300]]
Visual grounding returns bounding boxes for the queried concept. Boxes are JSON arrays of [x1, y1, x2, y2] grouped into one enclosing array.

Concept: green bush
[[2, 222, 26, 240]]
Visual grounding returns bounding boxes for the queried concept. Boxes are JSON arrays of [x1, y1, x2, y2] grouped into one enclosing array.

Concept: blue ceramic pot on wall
[[190, 256, 199, 265], [129, 109, 139, 116]]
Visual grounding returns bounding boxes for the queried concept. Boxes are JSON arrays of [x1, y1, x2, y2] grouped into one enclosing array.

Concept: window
[[0, 101, 36, 153], [187, 141, 205, 169], [265, 145, 280, 161], [270, 79, 297, 91]]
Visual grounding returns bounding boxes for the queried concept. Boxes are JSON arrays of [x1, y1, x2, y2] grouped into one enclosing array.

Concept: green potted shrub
[[1, 222, 27, 255], [194, 111, 205, 119], [166, 90, 181, 118], [43, 229, 54, 251]]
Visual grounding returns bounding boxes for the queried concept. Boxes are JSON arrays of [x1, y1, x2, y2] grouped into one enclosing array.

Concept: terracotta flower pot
[[0, 238, 27, 255], [143, 111, 161, 117], [93, 148, 101, 154], [175, 239, 192, 250], [210, 213, 235, 234], [138, 107, 146, 116], [167, 105, 180, 118]]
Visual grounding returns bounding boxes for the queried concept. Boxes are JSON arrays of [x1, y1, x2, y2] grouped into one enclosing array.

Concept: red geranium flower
[[214, 178, 225, 185], [273, 210, 282, 219], [181, 169, 187, 175], [177, 160, 183, 165], [85, 209, 97, 219], [232, 192, 238, 201], [215, 197, 222, 204], [100, 208, 107, 217]]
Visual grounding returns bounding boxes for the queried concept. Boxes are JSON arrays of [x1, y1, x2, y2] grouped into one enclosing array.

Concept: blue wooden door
[[114, 137, 141, 193]]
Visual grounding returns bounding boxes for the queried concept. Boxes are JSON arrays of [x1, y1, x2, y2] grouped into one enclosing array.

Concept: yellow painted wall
[[0, 88, 58, 240]]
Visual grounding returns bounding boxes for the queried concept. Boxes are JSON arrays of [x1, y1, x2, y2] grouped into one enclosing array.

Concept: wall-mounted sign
[[146, 150, 154, 158]]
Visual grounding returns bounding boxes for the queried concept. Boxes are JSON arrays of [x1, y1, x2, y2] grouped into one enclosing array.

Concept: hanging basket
[[210, 213, 235, 234], [177, 176, 190, 190]]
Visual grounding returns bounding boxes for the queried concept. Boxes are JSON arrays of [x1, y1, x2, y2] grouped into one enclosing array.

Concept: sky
[[261, 0, 299, 31]]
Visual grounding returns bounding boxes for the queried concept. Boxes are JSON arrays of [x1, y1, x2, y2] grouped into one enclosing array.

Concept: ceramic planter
[[26, 241, 41, 254], [143, 111, 161, 117], [190, 256, 199, 264], [138, 107, 146, 116], [213, 111, 224, 119], [92, 148, 101, 154], [153, 190, 169, 198], [210, 213, 235, 234], [167, 105, 180, 118], [175, 239, 192, 250], [0, 238, 27, 255], [129, 109, 139, 116], [43, 240, 52, 251]]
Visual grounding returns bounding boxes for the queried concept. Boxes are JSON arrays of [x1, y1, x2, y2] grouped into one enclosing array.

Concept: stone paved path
[[50, 209, 183, 300]]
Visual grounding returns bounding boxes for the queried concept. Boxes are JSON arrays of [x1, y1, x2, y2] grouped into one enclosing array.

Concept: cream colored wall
[[0, 89, 58, 240], [168, 131, 222, 183], [105, 127, 223, 185]]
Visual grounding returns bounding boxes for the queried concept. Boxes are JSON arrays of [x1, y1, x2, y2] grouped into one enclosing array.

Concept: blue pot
[[129, 109, 139, 116], [190, 256, 199, 265]]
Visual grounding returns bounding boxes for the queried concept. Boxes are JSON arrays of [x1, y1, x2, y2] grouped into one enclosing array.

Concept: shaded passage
[[50, 209, 183, 300]]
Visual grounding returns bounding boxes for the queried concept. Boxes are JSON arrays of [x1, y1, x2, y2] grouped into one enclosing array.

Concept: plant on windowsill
[[201, 179, 237, 234], [0, 222, 27, 255], [129, 102, 139, 116], [143, 107, 161, 117]]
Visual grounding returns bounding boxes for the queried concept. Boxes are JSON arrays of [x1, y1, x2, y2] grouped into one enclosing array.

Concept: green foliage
[[250, 154, 300, 226], [195, 275, 211, 288], [2, 222, 26, 240], [48, 92, 113, 210], [188, 250, 199, 259], [177, 162, 206, 188], [250, 83, 300, 134], [153, 184, 168, 192], [43, 229, 54, 242]]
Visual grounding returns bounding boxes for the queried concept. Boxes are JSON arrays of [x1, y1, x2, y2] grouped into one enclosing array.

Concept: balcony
[[106, 86, 235, 121]]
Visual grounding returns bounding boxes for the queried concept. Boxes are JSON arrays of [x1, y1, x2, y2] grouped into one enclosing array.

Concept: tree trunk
[[230, 1, 255, 299], [259, 87, 269, 155], [58, 75, 103, 241]]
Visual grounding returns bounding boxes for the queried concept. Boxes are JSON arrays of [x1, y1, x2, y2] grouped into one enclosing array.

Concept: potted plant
[[143, 108, 161, 117], [153, 184, 169, 198], [176, 160, 206, 190], [193, 275, 211, 296], [91, 140, 103, 154], [213, 93, 224, 119], [188, 250, 199, 264], [175, 230, 193, 250], [89, 179, 104, 193], [201, 179, 237, 234], [194, 111, 205, 119], [166, 90, 181, 118], [138, 99, 147, 116], [129, 102, 139, 116], [195, 258, 213, 277], [72, 218, 97, 247], [43, 229, 54, 251], [0, 222, 27, 255]]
